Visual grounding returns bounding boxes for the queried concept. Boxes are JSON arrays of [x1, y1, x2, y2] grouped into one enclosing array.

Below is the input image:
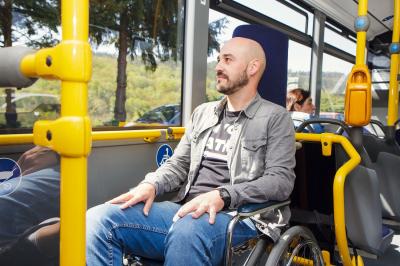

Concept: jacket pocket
[[241, 138, 267, 177], [242, 138, 266, 151]]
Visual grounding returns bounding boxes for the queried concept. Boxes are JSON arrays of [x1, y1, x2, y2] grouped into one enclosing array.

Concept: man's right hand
[[107, 183, 156, 216]]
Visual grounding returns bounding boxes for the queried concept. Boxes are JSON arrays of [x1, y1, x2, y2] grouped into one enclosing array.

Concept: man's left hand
[[174, 190, 225, 224]]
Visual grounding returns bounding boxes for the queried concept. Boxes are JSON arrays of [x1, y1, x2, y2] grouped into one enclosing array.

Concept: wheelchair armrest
[[237, 200, 290, 217]]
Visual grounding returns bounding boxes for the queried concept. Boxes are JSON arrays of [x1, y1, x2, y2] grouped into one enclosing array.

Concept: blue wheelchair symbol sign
[[156, 144, 173, 167], [0, 158, 22, 197]]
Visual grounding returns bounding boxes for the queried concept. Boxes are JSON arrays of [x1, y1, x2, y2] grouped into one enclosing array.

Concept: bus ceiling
[[300, 0, 394, 40]]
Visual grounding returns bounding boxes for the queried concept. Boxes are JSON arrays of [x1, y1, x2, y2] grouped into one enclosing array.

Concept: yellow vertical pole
[[388, 0, 400, 126], [20, 2, 91, 264], [345, 0, 371, 127], [341, 1, 368, 265], [355, 0, 368, 66], [59, 1, 90, 266]]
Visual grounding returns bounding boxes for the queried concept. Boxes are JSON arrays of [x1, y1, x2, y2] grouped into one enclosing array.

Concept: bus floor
[[364, 225, 400, 266]]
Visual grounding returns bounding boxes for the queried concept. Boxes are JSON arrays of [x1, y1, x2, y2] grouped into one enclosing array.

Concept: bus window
[[320, 53, 353, 116], [287, 41, 311, 91], [233, 0, 313, 34], [90, 0, 185, 128], [324, 25, 357, 56], [371, 69, 391, 122], [1, 0, 186, 130]]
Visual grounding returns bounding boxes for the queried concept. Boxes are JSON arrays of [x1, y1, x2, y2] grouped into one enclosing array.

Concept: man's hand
[[107, 183, 156, 216], [174, 190, 225, 224]]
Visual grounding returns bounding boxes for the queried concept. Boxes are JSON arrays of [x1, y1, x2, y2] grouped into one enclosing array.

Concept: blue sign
[[0, 158, 21, 197], [156, 144, 173, 167]]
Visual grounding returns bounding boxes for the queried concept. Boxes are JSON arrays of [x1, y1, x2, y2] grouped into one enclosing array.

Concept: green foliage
[[90, 0, 184, 71], [320, 90, 345, 113], [0, 0, 61, 47], [208, 18, 227, 56], [27, 54, 182, 127]]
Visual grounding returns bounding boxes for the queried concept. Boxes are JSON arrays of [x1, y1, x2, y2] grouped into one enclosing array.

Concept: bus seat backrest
[[291, 142, 335, 213], [373, 152, 400, 221], [232, 24, 288, 107], [335, 146, 393, 255], [362, 133, 400, 162]]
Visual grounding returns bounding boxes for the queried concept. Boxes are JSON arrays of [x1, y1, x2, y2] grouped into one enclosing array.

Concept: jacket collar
[[213, 93, 262, 119]]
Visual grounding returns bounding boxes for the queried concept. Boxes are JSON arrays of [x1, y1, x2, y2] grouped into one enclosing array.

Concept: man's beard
[[216, 70, 249, 95]]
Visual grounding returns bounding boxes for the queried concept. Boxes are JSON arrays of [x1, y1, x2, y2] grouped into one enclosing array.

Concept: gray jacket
[[143, 93, 296, 212]]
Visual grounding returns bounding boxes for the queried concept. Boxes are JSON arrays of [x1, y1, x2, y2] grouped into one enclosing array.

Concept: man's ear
[[247, 59, 261, 76]]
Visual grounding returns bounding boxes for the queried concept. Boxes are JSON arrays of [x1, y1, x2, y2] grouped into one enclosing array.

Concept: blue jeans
[[86, 201, 257, 266], [0, 167, 60, 247]]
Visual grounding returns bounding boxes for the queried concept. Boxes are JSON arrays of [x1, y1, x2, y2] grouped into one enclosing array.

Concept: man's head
[[215, 37, 266, 95]]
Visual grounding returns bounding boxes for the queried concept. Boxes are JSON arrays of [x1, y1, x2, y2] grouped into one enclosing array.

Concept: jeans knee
[[164, 215, 225, 266], [86, 203, 147, 239], [165, 215, 213, 248], [86, 204, 120, 240]]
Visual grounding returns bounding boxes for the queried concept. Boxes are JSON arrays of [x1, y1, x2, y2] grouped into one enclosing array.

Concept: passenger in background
[[286, 88, 324, 133]]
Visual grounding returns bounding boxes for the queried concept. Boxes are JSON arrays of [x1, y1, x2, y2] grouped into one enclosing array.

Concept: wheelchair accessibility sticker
[[0, 158, 22, 197], [156, 144, 173, 167]]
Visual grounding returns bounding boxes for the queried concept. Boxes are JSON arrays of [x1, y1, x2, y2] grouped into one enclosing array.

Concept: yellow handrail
[[388, 0, 400, 125], [0, 134, 34, 145], [167, 126, 185, 140], [92, 129, 165, 141], [296, 133, 361, 266], [92, 130, 162, 142], [0, 130, 166, 145]]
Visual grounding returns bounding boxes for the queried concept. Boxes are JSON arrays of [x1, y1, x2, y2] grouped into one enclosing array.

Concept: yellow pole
[[345, 0, 371, 127], [18, 1, 91, 264], [388, 0, 400, 125], [355, 0, 368, 65], [332, 136, 361, 266], [59, 1, 90, 266]]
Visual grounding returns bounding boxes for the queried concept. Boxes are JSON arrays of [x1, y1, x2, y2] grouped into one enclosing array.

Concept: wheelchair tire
[[265, 226, 324, 266]]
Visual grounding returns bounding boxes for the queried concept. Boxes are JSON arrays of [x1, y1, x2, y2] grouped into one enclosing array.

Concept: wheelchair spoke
[[265, 226, 324, 266]]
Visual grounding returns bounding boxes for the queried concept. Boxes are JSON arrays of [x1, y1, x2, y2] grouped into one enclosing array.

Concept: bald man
[[86, 35, 296, 266]]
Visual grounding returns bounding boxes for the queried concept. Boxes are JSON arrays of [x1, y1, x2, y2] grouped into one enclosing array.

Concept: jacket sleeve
[[221, 111, 296, 209], [140, 111, 195, 196]]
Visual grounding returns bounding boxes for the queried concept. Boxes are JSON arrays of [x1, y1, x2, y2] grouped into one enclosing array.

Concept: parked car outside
[[124, 104, 181, 127], [0, 93, 59, 128]]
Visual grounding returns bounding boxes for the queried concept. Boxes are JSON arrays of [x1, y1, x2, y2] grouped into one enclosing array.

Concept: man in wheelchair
[[86, 24, 296, 266]]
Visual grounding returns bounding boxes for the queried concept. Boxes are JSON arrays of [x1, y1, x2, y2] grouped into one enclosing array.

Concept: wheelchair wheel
[[265, 226, 324, 266]]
